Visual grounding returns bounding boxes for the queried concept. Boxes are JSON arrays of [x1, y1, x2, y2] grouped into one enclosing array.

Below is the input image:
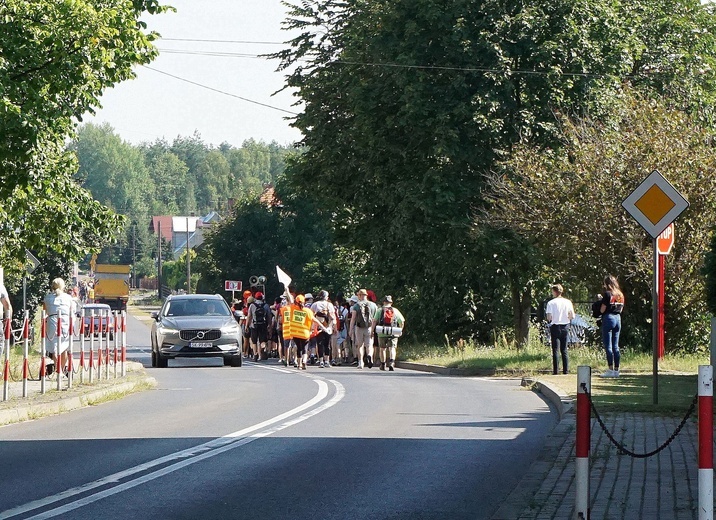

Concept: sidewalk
[[493, 381, 702, 519]]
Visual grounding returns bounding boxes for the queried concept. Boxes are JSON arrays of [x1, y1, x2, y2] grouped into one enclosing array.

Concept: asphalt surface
[[0, 313, 557, 520]]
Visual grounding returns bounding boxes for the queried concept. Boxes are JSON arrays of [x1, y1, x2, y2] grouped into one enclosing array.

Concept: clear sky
[[82, 0, 302, 148]]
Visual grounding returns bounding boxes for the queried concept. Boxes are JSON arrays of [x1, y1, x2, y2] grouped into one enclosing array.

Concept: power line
[[158, 48, 265, 59], [154, 48, 635, 79], [142, 66, 299, 116], [161, 37, 285, 45]]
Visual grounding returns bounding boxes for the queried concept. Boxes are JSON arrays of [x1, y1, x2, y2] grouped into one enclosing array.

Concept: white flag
[[276, 265, 292, 288]]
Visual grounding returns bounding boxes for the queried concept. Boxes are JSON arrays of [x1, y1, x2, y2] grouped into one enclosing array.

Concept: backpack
[[355, 302, 373, 328], [381, 307, 395, 326], [253, 302, 267, 326]]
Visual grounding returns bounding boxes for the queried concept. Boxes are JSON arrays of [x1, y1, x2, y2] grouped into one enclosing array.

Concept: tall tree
[[0, 0, 168, 275], [277, 0, 716, 342], [486, 95, 716, 351]]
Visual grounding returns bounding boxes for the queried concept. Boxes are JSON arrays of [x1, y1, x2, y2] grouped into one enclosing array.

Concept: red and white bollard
[[113, 311, 118, 379], [576, 365, 591, 520], [3, 317, 11, 401], [40, 310, 47, 394], [22, 311, 29, 398], [97, 310, 103, 381], [121, 311, 127, 377], [89, 310, 95, 384], [79, 316, 86, 385], [104, 310, 110, 380], [698, 365, 713, 520], [56, 310, 63, 391], [67, 310, 74, 389]]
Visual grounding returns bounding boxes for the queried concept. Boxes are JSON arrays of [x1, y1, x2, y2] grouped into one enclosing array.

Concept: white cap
[[305, 293, 313, 300]]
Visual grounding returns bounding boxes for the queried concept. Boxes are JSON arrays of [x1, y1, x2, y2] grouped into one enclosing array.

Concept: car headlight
[[157, 324, 180, 336], [221, 324, 240, 335]]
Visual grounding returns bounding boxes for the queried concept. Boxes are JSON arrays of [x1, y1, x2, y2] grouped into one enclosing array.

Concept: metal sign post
[[622, 171, 688, 405]]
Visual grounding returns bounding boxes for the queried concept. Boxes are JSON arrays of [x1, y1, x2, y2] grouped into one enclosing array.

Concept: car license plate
[[190, 342, 213, 349]]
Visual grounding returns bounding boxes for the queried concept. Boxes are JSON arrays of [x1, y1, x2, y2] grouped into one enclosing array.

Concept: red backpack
[[381, 307, 395, 326]]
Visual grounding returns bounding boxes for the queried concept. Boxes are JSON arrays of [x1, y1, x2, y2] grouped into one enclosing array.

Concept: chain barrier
[[581, 382, 697, 458]]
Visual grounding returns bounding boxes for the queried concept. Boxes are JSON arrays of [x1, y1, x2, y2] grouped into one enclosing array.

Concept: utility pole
[[132, 224, 137, 289], [157, 221, 162, 300], [186, 216, 191, 294]]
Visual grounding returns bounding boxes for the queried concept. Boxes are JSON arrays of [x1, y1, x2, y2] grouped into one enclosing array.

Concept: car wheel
[[223, 356, 232, 366], [230, 355, 242, 367], [151, 349, 157, 368], [157, 353, 168, 368]]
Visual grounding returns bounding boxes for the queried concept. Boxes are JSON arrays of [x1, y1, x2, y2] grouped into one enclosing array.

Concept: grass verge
[[401, 339, 707, 414]]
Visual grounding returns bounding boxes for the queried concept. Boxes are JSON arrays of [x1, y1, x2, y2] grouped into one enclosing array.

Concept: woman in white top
[[43, 278, 76, 373]]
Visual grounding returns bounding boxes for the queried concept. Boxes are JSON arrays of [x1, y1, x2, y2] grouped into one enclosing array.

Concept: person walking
[[600, 275, 625, 378], [545, 284, 575, 375], [372, 295, 405, 371], [247, 291, 271, 361], [289, 295, 316, 370], [43, 278, 76, 375], [310, 290, 335, 368], [0, 276, 12, 358], [351, 289, 378, 369]]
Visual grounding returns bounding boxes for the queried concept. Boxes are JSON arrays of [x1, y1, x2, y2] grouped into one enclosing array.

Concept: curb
[[394, 361, 467, 376], [0, 368, 156, 426], [521, 377, 574, 420]]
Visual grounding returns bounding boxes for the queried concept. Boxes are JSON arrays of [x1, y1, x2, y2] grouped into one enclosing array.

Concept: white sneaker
[[613, 370, 620, 377], [600, 369, 616, 378]]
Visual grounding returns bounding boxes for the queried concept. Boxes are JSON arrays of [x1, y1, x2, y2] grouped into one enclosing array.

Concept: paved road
[[0, 313, 556, 519]]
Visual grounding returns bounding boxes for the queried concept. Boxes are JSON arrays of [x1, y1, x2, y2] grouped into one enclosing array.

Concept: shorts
[[250, 325, 268, 344], [336, 328, 347, 346], [271, 327, 280, 342], [308, 336, 317, 352], [293, 338, 308, 356], [354, 326, 373, 350], [242, 324, 250, 338], [316, 331, 331, 357], [378, 336, 399, 350], [283, 338, 293, 351]]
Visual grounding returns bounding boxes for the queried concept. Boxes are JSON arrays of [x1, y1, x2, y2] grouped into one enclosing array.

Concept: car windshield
[[164, 299, 230, 317]]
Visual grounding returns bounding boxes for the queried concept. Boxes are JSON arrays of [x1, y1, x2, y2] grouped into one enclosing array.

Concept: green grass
[[400, 335, 707, 413], [401, 341, 707, 376]]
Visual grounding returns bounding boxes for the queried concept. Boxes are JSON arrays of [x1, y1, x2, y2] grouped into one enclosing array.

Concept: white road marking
[[0, 378, 344, 519]]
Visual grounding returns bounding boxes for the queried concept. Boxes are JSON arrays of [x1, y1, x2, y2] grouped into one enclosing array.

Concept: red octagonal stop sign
[[657, 223, 675, 255]]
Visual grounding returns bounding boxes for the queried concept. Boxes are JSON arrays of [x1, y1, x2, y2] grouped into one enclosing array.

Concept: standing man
[[310, 290, 335, 368], [351, 289, 378, 369], [246, 291, 271, 361], [372, 295, 405, 371], [289, 295, 316, 370], [0, 275, 12, 354], [545, 284, 575, 375], [279, 297, 294, 366]]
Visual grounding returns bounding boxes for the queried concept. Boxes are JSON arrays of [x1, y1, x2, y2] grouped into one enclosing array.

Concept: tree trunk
[[511, 283, 532, 347]]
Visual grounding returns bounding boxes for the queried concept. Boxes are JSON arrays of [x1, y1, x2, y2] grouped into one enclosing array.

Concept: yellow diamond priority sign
[[622, 170, 688, 238]]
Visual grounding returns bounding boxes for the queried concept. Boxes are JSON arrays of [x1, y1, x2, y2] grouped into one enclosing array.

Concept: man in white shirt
[[545, 284, 575, 375]]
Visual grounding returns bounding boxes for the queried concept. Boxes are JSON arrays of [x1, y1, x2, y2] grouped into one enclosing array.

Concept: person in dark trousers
[[545, 284, 575, 375]]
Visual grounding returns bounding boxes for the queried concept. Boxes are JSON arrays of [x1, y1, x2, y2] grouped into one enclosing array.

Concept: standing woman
[[600, 275, 625, 378], [44, 278, 76, 375]]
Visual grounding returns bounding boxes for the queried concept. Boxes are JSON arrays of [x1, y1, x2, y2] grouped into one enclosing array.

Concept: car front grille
[[179, 329, 222, 341]]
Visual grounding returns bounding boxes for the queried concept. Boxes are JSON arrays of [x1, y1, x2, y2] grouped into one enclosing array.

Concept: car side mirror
[[151, 311, 159, 321]]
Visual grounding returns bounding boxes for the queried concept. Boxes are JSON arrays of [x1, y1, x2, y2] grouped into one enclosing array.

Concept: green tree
[[0, 0, 168, 273], [277, 0, 716, 342], [486, 95, 716, 351]]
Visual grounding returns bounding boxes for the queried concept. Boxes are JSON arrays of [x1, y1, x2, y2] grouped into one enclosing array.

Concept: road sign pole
[[658, 253, 665, 359], [653, 237, 659, 405]]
